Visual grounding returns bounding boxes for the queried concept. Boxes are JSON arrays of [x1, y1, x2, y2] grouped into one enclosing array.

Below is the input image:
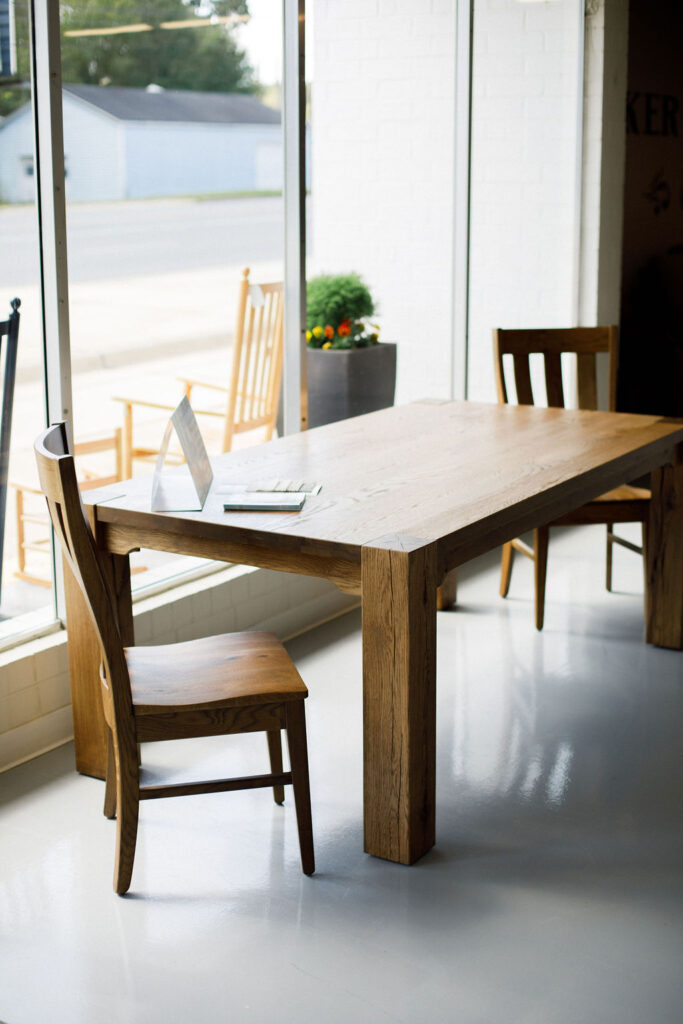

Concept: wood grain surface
[[362, 535, 437, 864], [68, 401, 683, 867], [86, 402, 683, 574], [646, 446, 683, 648]]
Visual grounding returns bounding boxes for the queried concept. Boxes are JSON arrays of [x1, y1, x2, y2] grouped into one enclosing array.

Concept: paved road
[[0, 195, 307, 285]]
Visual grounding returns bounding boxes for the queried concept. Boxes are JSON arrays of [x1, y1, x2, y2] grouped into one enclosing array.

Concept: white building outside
[[0, 84, 285, 203]]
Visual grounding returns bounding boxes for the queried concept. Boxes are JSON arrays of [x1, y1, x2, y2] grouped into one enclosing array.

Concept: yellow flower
[[312, 325, 324, 338], [371, 323, 380, 332], [322, 341, 333, 349], [306, 330, 312, 341]]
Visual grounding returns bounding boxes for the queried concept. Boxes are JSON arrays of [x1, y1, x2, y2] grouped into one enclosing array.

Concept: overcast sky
[[236, 0, 314, 85]]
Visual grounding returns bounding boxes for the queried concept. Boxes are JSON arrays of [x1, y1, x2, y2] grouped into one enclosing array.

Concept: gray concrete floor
[[1, 530, 682, 1024]]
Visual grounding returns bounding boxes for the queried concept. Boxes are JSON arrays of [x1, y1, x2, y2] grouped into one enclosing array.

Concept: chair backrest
[[0, 297, 21, 602], [223, 267, 284, 452], [34, 423, 132, 728], [493, 326, 619, 412]]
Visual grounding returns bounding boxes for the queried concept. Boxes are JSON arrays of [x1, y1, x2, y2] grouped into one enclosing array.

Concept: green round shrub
[[306, 273, 375, 331]]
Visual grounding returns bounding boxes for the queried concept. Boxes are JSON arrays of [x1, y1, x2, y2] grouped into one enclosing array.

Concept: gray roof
[[63, 84, 280, 125]]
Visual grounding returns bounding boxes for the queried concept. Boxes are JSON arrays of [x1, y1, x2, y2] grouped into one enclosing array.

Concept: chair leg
[[641, 520, 649, 621], [15, 488, 26, 574], [103, 728, 117, 819], [605, 523, 614, 591], [534, 526, 549, 631], [266, 729, 285, 805], [285, 701, 315, 876], [500, 542, 514, 597], [112, 736, 140, 895]]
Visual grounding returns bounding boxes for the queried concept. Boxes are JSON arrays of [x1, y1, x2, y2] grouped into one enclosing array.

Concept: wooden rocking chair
[[114, 268, 284, 478]]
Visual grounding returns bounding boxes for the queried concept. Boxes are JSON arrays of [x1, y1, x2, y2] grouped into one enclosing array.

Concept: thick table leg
[[646, 452, 683, 649], [361, 536, 438, 864], [64, 550, 134, 778]]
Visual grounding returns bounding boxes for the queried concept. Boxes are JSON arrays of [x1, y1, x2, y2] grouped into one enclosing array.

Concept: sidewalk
[[6, 258, 284, 384]]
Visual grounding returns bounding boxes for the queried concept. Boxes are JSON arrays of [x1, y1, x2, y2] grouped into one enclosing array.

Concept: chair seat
[[126, 632, 307, 715], [590, 484, 651, 503], [550, 483, 651, 527]]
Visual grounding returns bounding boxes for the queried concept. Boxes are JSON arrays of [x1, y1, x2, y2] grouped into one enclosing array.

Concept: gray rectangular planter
[[306, 343, 397, 428]]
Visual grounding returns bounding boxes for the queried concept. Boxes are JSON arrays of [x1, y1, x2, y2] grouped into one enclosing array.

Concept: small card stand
[[151, 396, 214, 512]]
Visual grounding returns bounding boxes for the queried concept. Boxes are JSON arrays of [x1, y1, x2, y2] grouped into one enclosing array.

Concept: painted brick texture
[[311, 0, 457, 405]]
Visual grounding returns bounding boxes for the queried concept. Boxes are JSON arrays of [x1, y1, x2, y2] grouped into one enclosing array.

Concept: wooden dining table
[[66, 400, 683, 865]]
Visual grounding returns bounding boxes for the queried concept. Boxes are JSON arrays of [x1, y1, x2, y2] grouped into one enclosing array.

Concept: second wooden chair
[[115, 268, 284, 477], [35, 422, 314, 894], [493, 326, 650, 629]]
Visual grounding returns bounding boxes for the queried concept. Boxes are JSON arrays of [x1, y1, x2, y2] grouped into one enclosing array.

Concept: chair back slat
[[34, 423, 131, 722], [255, 294, 274, 417], [265, 292, 284, 416], [512, 353, 534, 405], [606, 324, 619, 412], [492, 328, 508, 403], [543, 352, 565, 408], [576, 352, 598, 410], [251, 304, 265, 419], [239, 304, 256, 424], [493, 326, 619, 411], [223, 269, 284, 451]]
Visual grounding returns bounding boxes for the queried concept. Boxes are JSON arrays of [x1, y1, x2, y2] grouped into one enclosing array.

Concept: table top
[[87, 400, 683, 567]]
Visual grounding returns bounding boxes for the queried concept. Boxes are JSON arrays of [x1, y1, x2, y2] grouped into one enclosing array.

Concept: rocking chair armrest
[[177, 376, 230, 397], [11, 481, 44, 498], [112, 394, 222, 420], [112, 395, 178, 414]]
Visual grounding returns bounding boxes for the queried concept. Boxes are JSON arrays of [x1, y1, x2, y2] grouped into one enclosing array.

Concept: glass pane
[[468, 0, 582, 404], [0, 0, 55, 641], [57, 0, 284, 593], [307, 0, 455, 426]]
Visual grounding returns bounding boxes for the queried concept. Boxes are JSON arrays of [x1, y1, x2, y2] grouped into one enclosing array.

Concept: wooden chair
[[115, 268, 284, 477], [493, 326, 650, 629], [14, 429, 124, 586], [35, 422, 314, 894]]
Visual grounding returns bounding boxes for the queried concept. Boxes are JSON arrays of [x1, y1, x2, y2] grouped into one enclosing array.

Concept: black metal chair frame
[[0, 298, 21, 606]]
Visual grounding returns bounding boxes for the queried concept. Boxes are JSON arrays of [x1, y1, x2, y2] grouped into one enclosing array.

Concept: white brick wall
[[311, 1, 596, 407], [0, 567, 358, 773], [311, 0, 457, 404], [467, 0, 583, 404]]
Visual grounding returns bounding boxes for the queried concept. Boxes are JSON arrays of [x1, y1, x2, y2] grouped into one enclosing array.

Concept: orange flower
[[324, 325, 334, 339], [338, 319, 352, 337]]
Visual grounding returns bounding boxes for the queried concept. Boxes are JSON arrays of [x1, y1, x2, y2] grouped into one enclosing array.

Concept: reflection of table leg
[[646, 452, 683, 649], [64, 550, 134, 778], [437, 567, 458, 610], [361, 536, 438, 864]]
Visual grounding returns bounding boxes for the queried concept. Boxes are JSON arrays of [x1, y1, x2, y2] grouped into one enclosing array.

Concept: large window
[[0, 0, 53, 643], [0, 0, 291, 642], [308, 0, 457, 421], [58, 0, 286, 593], [467, 0, 584, 403], [1, 0, 587, 646]]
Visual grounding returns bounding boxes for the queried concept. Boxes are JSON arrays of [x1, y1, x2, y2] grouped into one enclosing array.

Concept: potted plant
[[306, 273, 397, 428]]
